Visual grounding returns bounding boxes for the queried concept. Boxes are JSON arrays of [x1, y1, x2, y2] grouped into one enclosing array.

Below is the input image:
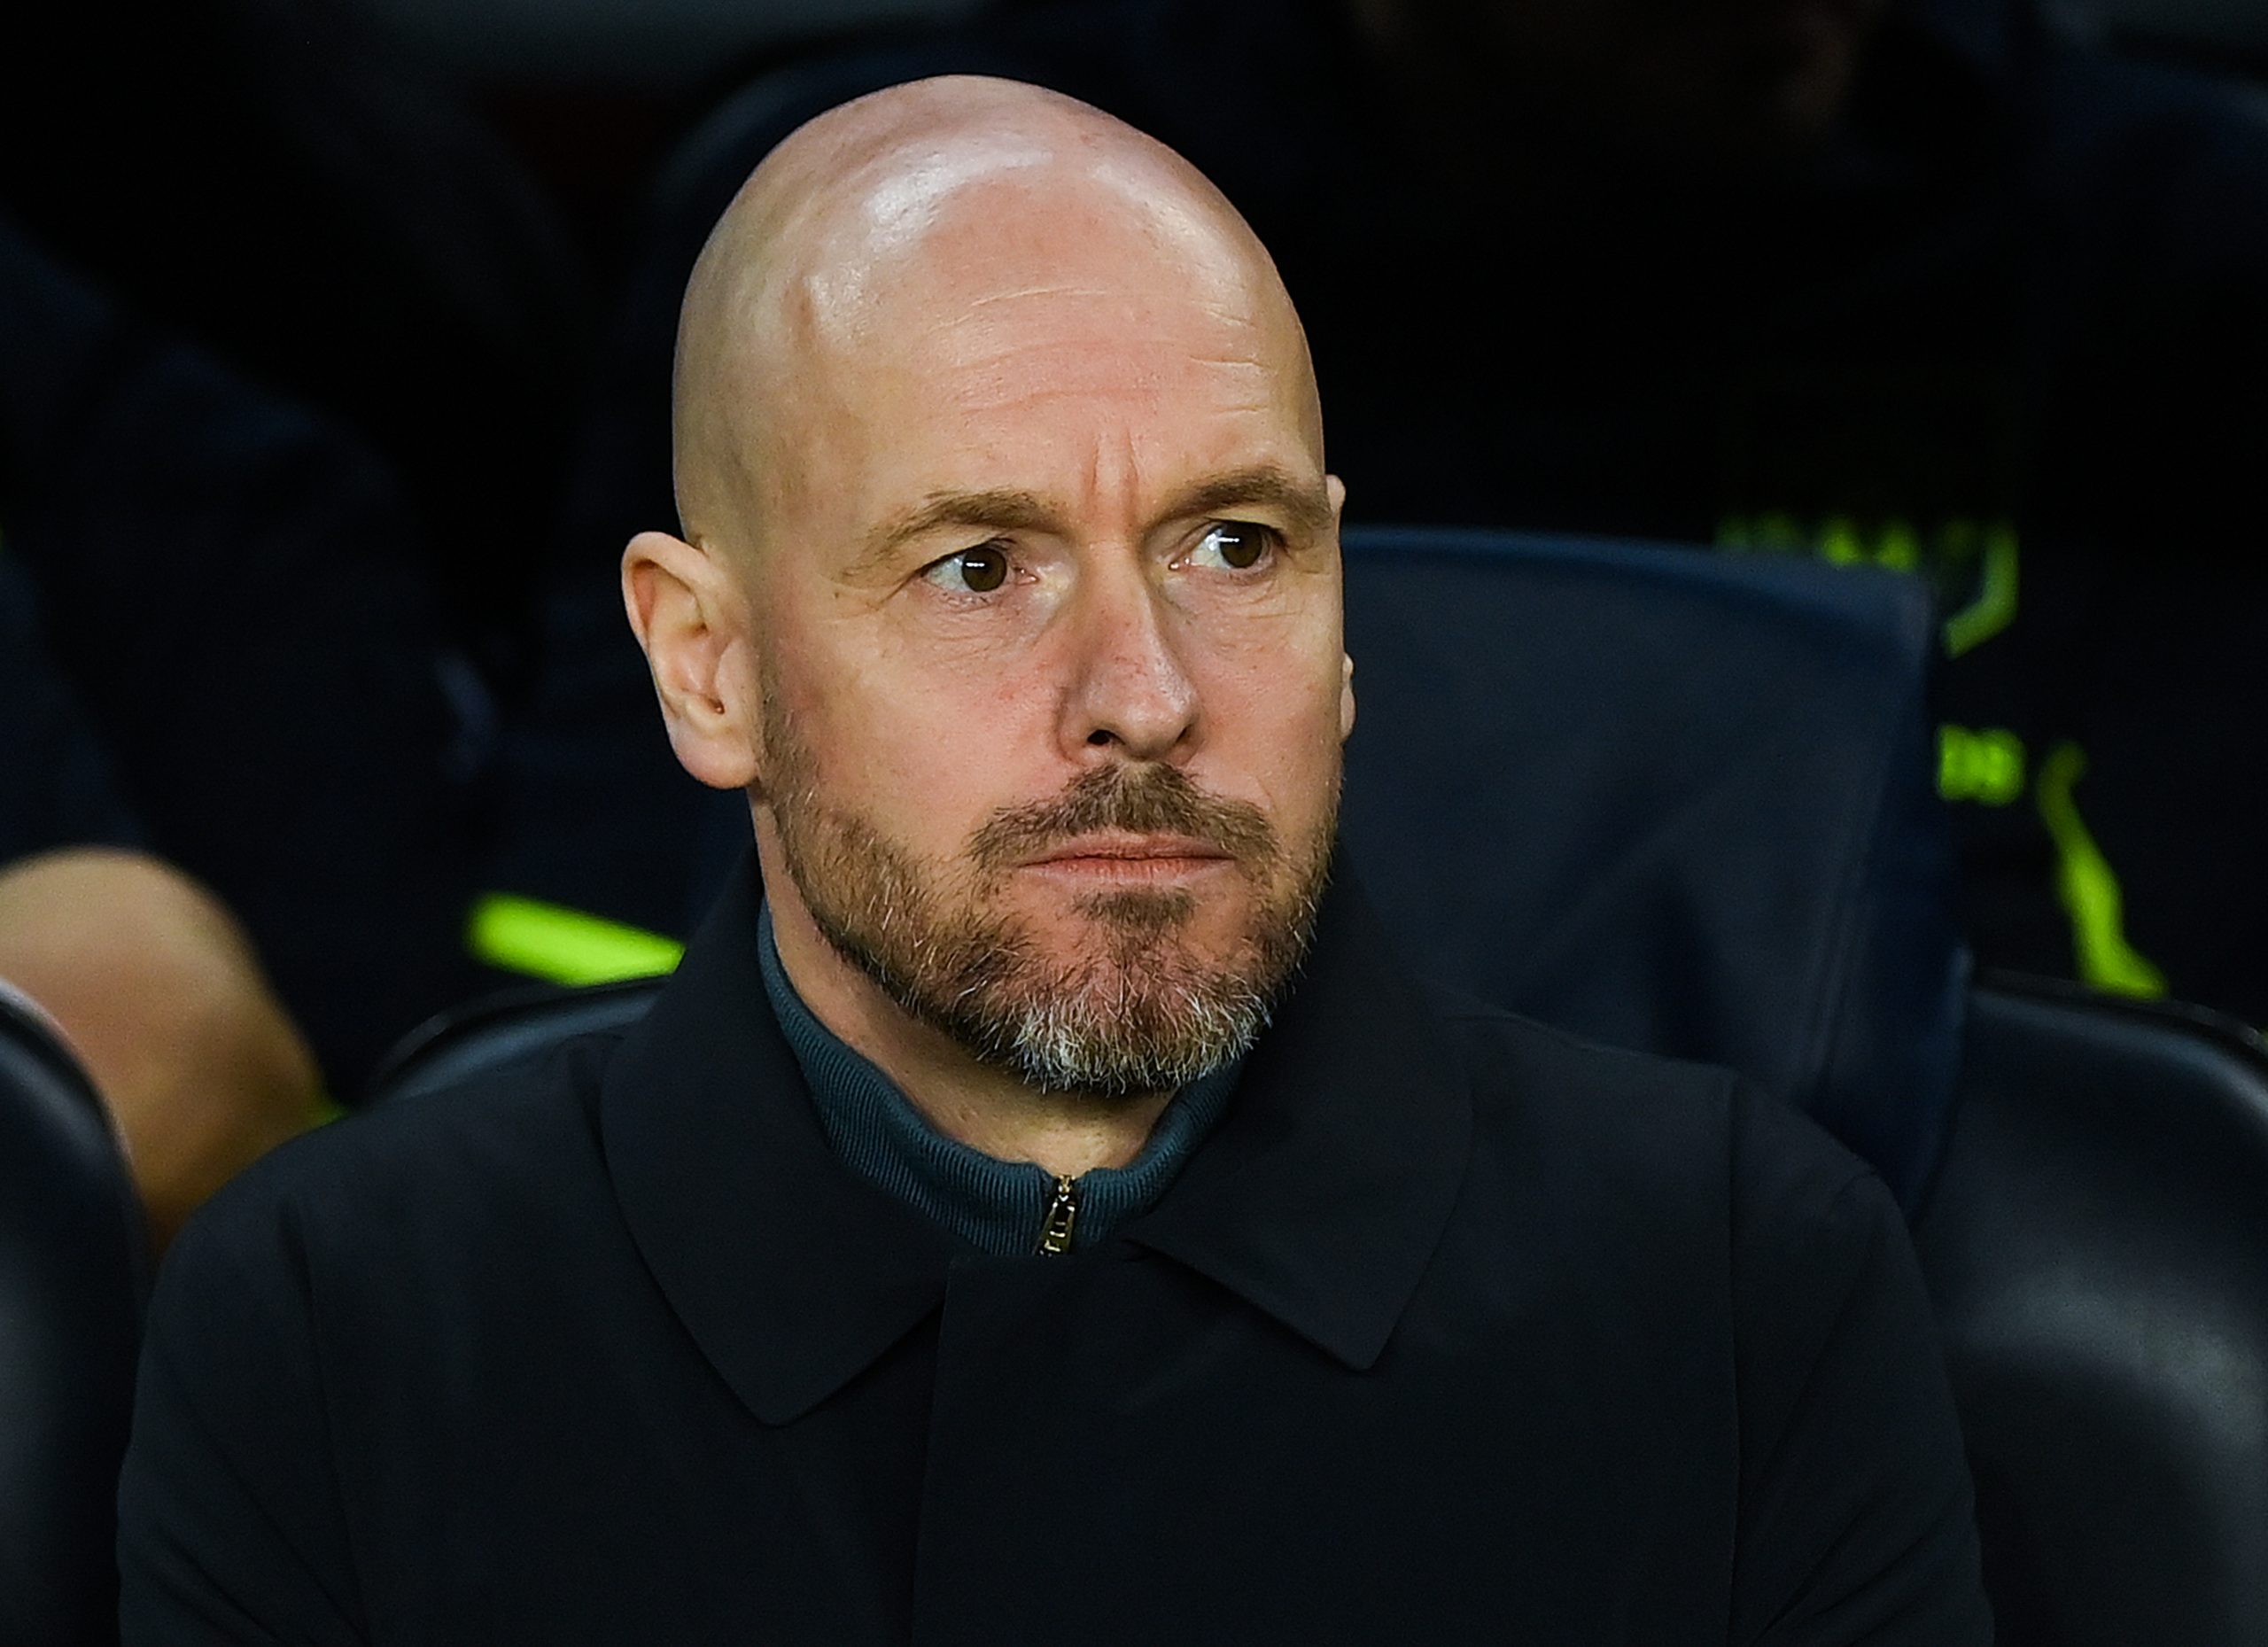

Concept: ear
[[622, 531, 762, 790], [1325, 474, 1355, 742]]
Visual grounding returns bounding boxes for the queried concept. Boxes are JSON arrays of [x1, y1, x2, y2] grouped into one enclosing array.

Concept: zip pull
[[1037, 1174, 1080, 1255]]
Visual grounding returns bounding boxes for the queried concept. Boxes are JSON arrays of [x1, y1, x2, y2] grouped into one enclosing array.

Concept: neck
[[761, 852, 1173, 1180]]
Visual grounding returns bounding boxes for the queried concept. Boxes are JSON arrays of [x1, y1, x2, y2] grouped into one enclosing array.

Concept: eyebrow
[[855, 463, 1335, 574], [857, 489, 1058, 574], [1161, 464, 1336, 542]]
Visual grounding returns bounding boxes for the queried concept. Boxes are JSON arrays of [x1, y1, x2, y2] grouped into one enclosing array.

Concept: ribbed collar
[[600, 852, 1473, 1426], [752, 904, 1239, 1256]]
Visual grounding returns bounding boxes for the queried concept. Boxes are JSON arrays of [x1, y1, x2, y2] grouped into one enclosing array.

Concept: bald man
[[119, 79, 1988, 1644]]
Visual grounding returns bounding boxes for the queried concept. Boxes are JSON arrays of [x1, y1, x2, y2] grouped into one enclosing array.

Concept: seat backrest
[[0, 986, 147, 1647], [1915, 976, 2268, 1647], [367, 977, 661, 1107], [1338, 526, 1965, 1208]]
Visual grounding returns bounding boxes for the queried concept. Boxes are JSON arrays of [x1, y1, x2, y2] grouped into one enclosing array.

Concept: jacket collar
[[1118, 854, 1474, 1371], [601, 860, 960, 1426], [602, 852, 1474, 1425]]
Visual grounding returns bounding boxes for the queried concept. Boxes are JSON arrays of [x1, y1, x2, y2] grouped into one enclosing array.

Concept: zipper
[[1037, 1174, 1080, 1255]]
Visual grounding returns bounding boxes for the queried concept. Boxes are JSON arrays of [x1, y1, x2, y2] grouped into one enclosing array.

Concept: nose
[[1057, 555, 1199, 764]]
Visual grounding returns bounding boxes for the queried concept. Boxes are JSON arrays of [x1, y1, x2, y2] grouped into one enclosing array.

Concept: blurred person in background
[[1, 214, 492, 1094], [0, 850, 322, 1251], [0, 562, 320, 1247], [532, 0, 2268, 1023]]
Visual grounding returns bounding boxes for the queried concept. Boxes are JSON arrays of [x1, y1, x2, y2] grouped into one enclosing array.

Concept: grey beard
[[768, 755, 1332, 1099]]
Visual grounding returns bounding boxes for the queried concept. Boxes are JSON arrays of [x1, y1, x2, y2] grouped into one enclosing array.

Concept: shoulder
[[166, 1029, 627, 1288], [1419, 989, 1931, 1413], [1424, 985, 1883, 1241], [1390, 994, 1984, 1634], [1429, 986, 1741, 1115]]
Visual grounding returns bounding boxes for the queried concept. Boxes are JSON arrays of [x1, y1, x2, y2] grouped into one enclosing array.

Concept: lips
[[1023, 833, 1235, 868], [967, 764, 1279, 877]]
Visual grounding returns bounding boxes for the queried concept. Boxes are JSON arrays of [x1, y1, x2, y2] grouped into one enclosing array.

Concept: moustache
[[967, 764, 1278, 874]]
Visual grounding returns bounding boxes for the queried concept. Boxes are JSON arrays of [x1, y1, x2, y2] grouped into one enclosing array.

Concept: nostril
[[1086, 729, 1116, 747]]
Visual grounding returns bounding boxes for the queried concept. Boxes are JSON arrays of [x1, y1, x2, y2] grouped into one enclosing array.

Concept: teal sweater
[[757, 907, 1240, 1256]]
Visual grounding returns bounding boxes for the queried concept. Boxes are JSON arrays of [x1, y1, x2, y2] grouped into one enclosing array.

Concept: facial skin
[[624, 78, 1353, 1176]]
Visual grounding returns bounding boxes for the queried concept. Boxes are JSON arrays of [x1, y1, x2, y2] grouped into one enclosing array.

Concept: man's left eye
[[922, 543, 1012, 594], [1189, 523, 1276, 571]]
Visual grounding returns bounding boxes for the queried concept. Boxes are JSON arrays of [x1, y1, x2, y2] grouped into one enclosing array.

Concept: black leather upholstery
[[0, 988, 146, 1647], [1916, 977, 2268, 1646], [368, 978, 660, 1107], [1338, 527, 1964, 1208]]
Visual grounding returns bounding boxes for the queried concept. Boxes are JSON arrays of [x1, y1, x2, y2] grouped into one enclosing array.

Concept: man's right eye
[[922, 543, 1011, 595]]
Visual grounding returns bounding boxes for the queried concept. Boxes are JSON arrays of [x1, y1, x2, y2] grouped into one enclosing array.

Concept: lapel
[[1122, 854, 1477, 1371], [600, 858, 960, 1426]]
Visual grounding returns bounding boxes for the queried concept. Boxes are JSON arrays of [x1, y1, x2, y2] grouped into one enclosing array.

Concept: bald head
[[670, 76, 1319, 563]]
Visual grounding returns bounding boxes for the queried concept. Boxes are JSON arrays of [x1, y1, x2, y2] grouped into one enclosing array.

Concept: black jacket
[[119, 865, 1990, 1643]]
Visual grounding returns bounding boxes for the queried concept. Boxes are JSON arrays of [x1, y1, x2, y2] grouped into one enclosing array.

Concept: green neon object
[[1717, 513, 2021, 659], [1819, 517, 1867, 567], [467, 894, 686, 987], [1942, 523, 2019, 658], [1875, 518, 1920, 574], [2033, 742, 2166, 999], [1937, 724, 2026, 808]]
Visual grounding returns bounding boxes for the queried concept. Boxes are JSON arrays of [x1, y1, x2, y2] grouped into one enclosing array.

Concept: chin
[[1025, 881, 1253, 966]]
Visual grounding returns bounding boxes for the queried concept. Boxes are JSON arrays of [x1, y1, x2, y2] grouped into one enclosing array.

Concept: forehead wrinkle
[[929, 331, 1274, 371], [931, 288, 1270, 331], [910, 283, 1278, 382], [951, 283, 1127, 312]]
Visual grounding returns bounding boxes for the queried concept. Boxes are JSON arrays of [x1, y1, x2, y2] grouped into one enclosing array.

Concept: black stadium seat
[[1917, 975, 2268, 1647], [0, 987, 147, 1647], [366, 977, 661, 1108]]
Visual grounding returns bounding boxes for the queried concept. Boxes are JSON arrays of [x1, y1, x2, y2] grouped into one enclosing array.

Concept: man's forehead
[[786, 156, 1278, 361], [838, 128, 1058, 259], [757, 169, 1317, 467], [785, 285, 1324, 537]]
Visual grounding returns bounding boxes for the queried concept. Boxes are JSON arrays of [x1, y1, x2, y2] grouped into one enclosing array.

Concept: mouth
[[1019, 834, 1238, 883]]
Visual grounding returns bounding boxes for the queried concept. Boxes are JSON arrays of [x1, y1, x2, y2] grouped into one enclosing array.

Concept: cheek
[[1190, 625, 1348, 814], [784, 633, 1055, 842]]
